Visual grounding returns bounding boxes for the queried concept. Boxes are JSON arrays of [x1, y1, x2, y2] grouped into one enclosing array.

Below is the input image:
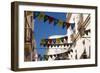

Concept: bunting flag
[[54, 55, 57, 57], [66, 43, 69, 46], [47, 44, 50, 47], [48, 39, 52, 44], [61, 38, 64, 42], [33, 12, 74, 29], [71, 23, 75, 30], [84, 29, 90, 35], [44, 55, 49, 60], [48, 16, 54, 24], [66, 23, 70, 28], [62, 22, 66, 29], [40, 36, 68, 45], [41, 39, 46, 44], [34, 12, 40, 19], [85, 31, 88, 35], [58, 20, 63, 26], [65, 36, 68, 41], [64, 44, 67, 47], [44, 15, 49, 22], [54, 18, 58, 26], [56, 38, 60, 43], [43, 48, 74, 60], [40, 36, 69, 48], [50, 55, 53, 58], [70, 49, 73, 52], [53, 39, 56, 44], [38, 13, 45, 20]]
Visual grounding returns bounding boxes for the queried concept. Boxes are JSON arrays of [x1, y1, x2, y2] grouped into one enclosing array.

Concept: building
[[24, 11, 38, 61]]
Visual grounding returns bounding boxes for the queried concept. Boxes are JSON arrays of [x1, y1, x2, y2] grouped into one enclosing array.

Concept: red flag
[[48, 16, 54, 24], [49, 39, 52, 44], [65, 36, 68, 41], [47, 44, 50, 47], [66, 22, 70, 28]]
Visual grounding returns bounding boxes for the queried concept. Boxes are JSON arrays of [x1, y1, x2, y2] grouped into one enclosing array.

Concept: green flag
[[41, 39, 46, 44], [44, 15, 49, 22]]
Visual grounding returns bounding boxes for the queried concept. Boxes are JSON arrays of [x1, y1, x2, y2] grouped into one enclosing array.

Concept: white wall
[[0, 0, 99, 73]]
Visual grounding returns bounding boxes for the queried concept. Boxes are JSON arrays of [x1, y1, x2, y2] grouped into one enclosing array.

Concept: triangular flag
[[38, 13, 45, 20], [54, 18, 58, 26], [45, 39, 48, 44], [65, 36, 68, 41], [51, 40, 54, 44], [68, 51, 70, 54], [63, 38, 67, 43], [67, 44, 69, 46], [54, 55, 56, 57], [34, 12, 40, 19], [49, 39, 52, 44], [51, 44, 53, 48], [88, 29, 90, 32], [41, 39, 45, 44], [66, 22, 70, 28], [64, 44, 66, 47], [50, 55, 53, 58], [45, 55, 49, 60], [44, 15, 49, 22], [48, 16, 54, 24], [85, 31, 88, 35], [53, 39, 56, 44], [70, 49, 73, 52], [47, 44, 50, 47], [44, 55, 46, 60], [71, 23, 75, 30], [56, 38, 60, 43], [62, 22, 66, 29], [61, 38, 64, 42], [58, 20, 63, 27]]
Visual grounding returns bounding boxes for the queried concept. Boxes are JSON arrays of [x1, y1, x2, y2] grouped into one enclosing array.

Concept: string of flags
[[40, 43, 73, 47], [40, 36, 68, 45], [34, 12, 75, 29], [43, 49, 73, 60], [40, 36, 73, 47]]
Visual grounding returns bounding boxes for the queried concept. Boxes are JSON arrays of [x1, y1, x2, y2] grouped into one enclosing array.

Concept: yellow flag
[[38, 13, 45, 20], [56, 38, 60, 43], [58, 20, 63, 26]]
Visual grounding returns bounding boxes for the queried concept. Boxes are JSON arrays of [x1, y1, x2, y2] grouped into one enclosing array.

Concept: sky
[[33, 11, 67, 56]]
